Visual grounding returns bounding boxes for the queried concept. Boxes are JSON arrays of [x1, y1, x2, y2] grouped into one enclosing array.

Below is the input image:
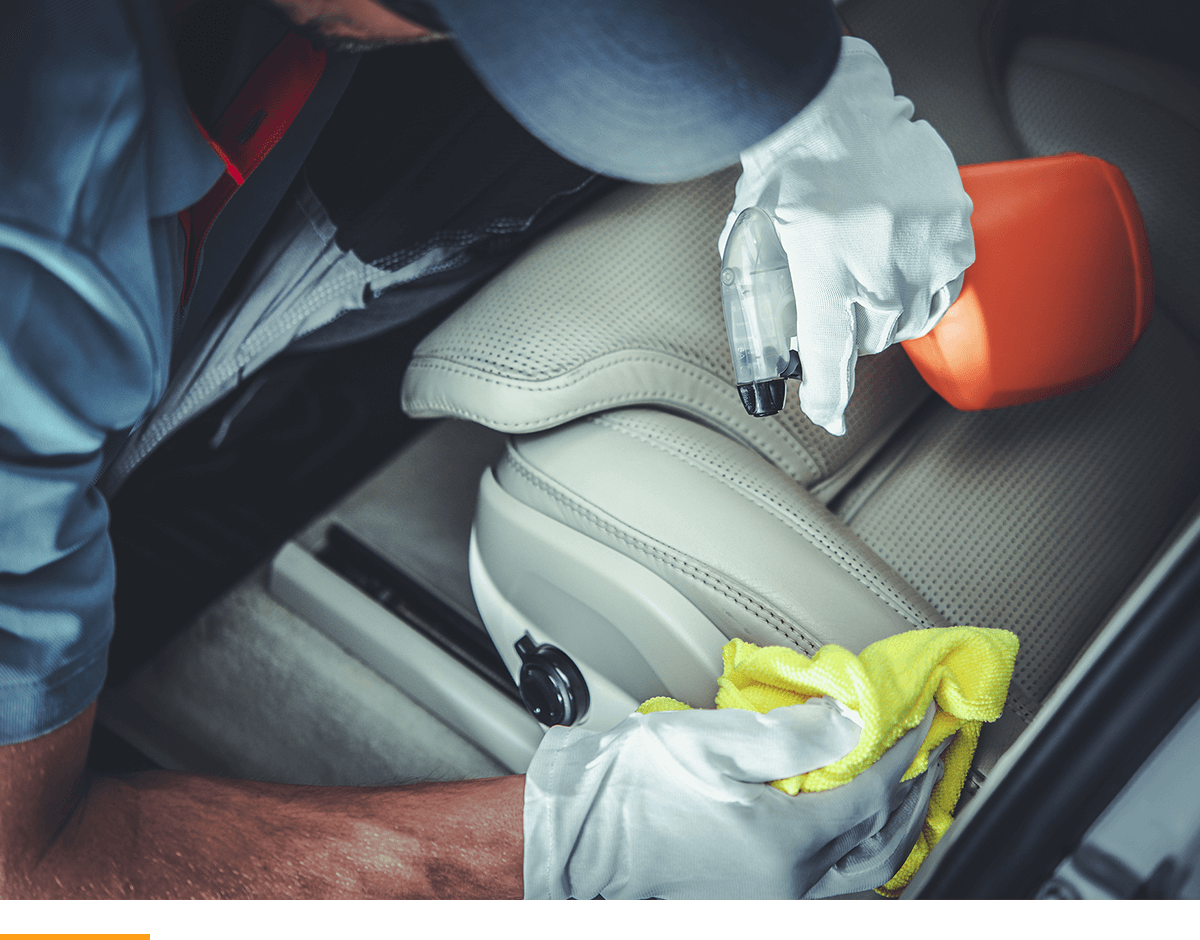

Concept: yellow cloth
[[638, 626, 1018, 896]]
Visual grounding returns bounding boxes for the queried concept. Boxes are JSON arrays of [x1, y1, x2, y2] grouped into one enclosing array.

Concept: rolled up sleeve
[[0, 1, 222, 744], [0, 248, 163, 742]]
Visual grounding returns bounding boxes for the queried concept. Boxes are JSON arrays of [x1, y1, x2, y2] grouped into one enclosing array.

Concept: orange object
[[901, 153, 1153, 410]]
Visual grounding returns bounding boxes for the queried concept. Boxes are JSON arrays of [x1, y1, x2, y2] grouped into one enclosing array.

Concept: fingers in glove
[[636, 701, 863, 789], [784, 702, 936, 827], [854, 299, 904, 356], [804, 738, 951, 898], [793, 290, 857, 436]]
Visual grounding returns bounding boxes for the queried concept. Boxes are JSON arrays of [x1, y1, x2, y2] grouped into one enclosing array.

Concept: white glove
[[523, 699, 939, 899], [718, 36, 975, 436]]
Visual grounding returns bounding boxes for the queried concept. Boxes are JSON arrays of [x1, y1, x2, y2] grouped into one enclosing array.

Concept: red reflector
[[178, 32, 327, 306]]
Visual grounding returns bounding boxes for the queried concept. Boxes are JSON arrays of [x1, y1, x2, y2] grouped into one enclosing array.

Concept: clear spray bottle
[[720, 206, 801, 417]]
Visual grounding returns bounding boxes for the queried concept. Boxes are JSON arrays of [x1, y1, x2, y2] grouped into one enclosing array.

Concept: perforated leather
[[402, 168, 931, 490], [1007, 36, 1200, 341], [495, 408, 948, 656], [843, 315, 1200, 720]]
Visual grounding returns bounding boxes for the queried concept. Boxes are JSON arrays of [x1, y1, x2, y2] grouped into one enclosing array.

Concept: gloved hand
[[718, 36, 975, 436], [523, 698, 940, 899]]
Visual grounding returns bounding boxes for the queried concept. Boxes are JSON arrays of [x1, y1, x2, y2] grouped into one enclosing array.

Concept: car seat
[[399, 0, 1200, 779]]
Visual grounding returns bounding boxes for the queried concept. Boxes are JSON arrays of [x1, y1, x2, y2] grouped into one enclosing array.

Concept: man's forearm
[[36, 771, 525, 899], [1, 706, 524, 899]]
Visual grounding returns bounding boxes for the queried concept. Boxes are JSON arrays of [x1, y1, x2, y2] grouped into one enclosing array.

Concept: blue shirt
[[0, 1, 223, 743]]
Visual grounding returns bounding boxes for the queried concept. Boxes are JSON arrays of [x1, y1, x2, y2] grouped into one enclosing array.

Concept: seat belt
[[174, 33, 359, 370]]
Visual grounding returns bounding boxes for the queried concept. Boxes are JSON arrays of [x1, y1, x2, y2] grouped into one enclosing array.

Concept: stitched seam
[[504, 452, 821, 654], [411, 351, 725, 390], [583, 415, 941, 632], [406, 355, 823, 480]]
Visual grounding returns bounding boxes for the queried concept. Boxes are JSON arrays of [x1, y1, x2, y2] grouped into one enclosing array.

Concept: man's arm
[[0, 703, 524, 899]]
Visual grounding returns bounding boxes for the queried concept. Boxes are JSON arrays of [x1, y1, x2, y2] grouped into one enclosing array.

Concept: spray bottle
[[720, 206, 801, 417], [721, 155, 1153, 419]]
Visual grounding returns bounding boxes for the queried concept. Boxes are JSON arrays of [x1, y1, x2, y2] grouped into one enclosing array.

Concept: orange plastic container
[[901, 153, 1153, 410]]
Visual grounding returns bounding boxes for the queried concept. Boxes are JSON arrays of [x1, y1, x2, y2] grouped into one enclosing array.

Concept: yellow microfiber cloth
[[638, 626, 1018, 896]]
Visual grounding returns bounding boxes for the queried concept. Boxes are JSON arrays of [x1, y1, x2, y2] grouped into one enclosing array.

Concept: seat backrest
[[401, 168, 932, 502]]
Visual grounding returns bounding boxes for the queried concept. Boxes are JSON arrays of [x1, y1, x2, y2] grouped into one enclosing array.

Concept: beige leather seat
[[400, 0, 1200, 774]]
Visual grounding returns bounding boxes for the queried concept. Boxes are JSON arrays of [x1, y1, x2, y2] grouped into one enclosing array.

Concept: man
[[0, 0, 972, 898]]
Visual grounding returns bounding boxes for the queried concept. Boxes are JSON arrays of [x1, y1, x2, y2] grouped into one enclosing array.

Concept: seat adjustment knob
[[514, 633, 590, 727]]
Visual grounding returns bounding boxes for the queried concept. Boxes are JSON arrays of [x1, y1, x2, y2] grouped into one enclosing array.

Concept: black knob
[[514, 634, 590, 726]]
